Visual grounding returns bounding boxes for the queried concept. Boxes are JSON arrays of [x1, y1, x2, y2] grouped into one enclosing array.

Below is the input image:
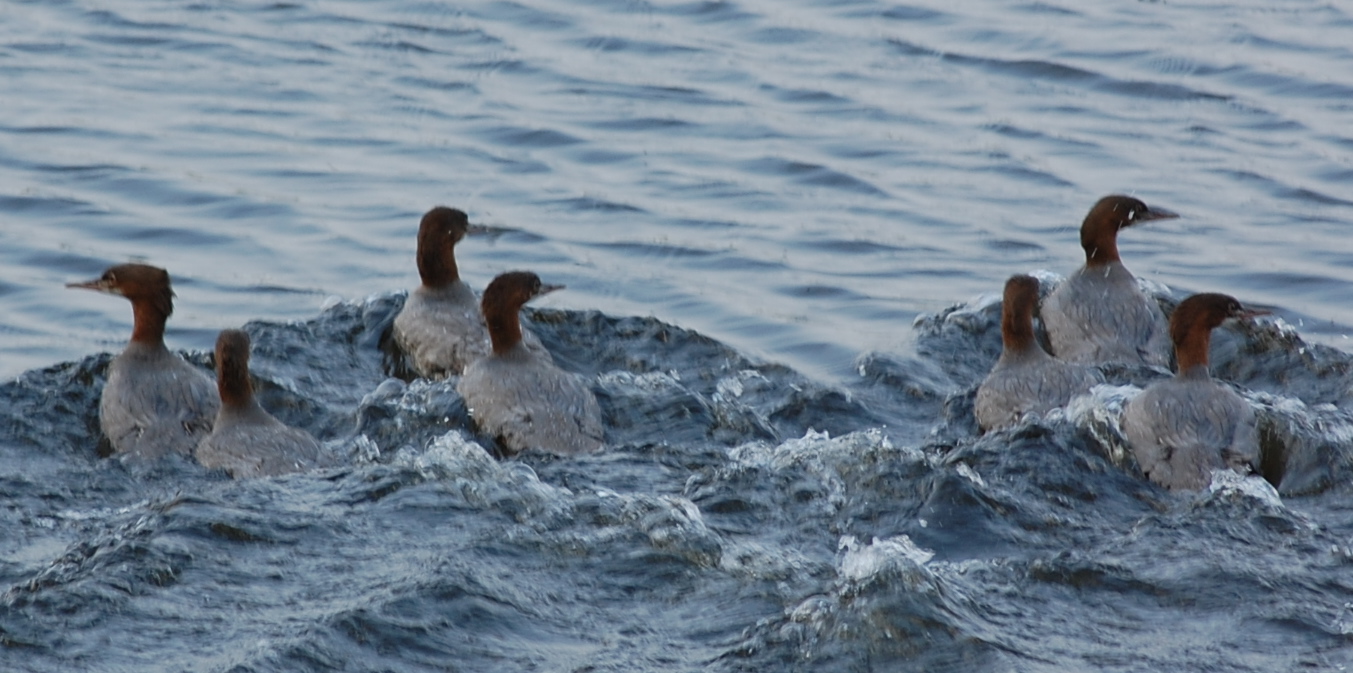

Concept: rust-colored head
[[415, 207, 471, 288], [481, 271, 563, 354], [67, 263, 176, 344], [1079, 195, 1177, 266], [1169, 292, 1264, 373]]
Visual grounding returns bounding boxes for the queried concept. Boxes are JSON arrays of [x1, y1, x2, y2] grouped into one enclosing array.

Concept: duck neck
[[128, 299, 169, 346], [217, 355, 254, 410], [1174, 329, 1212, 379], [1081, 211, 1123, 268], [1083, 238, 1120, 268], [484, 302, 524, 355], [1001, 301, 1039, 356], [417, 238, 458, 289]]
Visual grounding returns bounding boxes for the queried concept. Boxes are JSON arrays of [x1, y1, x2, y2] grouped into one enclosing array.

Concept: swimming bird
[[975, 275, 1103, 432], [67, 263, 219, 459], [1122, 293, 1263, 490], [392, 206, 548, 378], [196, 329, 322, 478], [457, 271, 604, 456], [1041, 195, 1178, 367]]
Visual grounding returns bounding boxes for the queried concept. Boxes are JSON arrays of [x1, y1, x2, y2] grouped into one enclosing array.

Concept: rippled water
[[4, 0, 1353, 671]]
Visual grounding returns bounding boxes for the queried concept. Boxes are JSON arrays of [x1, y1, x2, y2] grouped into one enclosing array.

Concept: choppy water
[[4, 0, 1353, 671]]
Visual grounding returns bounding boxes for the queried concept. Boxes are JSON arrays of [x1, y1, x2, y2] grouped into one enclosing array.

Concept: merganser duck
[[975, 275, 1103, 432], [1122, 293, 1263, 490], [67, 263, 218, 458], [392, 206, 548, 378], [456, 272, 603, 456], [1041, 195, 1178, 366], [196, 329, 322, 478]]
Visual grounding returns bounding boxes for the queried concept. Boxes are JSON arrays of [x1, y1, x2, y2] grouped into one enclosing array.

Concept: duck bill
[[536, 283, 565, 297], [65, 278, 115, 294], [1238, 307, 1271, 320], [1137, 206, 1179, 223]]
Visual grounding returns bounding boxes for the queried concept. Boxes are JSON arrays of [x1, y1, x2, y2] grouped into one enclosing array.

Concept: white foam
[[838, 534, 935, 582], [596, 369, 684, 392], [955, 463, 985, 487], [1054, 383, 1142, 468], [713, 369, 771, 403], [1204, 469, 1282, 507]]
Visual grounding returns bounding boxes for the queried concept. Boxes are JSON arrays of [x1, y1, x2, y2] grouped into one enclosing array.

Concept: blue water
[[4, 0, 1353, 671]]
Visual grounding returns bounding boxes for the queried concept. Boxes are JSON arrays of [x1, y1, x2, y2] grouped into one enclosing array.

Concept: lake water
[[3, 1, 1353, 671]]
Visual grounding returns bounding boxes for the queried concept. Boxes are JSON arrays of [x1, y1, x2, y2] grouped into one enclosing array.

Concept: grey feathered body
[[1042, 262, 1171, 367], [393, 282, 548, 378], [457, 344, 604, 456], [975, 348, 1103, 432], [1122, 371, 1259, 490], [196, 403, 322, 478], [100, 341, 219, 459]]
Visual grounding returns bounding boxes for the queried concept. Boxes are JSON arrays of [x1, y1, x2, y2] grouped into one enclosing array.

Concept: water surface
[[3, 0, 1353, 671]]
